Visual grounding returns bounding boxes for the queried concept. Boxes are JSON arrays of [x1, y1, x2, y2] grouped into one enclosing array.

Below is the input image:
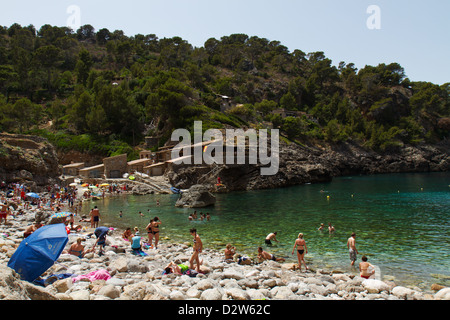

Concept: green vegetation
[[0, 23, 448, 156]]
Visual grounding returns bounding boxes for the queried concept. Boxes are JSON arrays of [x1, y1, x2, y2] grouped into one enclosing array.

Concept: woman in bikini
[[146, 218, 154, 246], [292, 233, 308, 271], [359, 256, 375, 279], [189, 228, 203, 272], [151, 216, 162, 249]]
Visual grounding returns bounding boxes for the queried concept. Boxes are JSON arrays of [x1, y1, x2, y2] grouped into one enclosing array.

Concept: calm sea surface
[[80, 172, 450, 290]]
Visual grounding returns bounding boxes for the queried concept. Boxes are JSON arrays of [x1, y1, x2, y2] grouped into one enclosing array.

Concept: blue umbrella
[[7, 223, 68, 282], [25, 192, 40, 199]]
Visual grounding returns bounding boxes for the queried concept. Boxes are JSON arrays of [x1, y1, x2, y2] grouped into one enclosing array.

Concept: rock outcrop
[[175, 184, 216, 208], [0, 133, 60, 188], [167, 139, 450, 191]]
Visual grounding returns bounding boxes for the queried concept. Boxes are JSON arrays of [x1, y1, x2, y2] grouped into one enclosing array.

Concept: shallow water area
[[80, 172, 450, 291]]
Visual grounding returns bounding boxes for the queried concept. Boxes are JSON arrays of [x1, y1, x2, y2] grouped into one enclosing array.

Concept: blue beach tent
[[7, 223, 69, 282]]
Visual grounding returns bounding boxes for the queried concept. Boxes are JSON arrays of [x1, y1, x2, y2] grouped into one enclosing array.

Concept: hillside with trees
[[0, 23, 449, 160]]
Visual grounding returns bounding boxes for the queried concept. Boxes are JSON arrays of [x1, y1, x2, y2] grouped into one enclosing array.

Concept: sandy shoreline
[[0, 187, 449, 300]]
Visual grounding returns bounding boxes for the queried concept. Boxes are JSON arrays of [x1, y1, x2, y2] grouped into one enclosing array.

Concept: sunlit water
[[80, 172, 450, 290]]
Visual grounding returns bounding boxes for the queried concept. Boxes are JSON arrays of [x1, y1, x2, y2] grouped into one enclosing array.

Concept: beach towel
[[33, 273, 74, 287], [72, 269, 111, 283], [131, 248, 148, 256]]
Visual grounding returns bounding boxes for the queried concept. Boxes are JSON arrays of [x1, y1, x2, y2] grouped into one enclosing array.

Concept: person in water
[[328, 222, 335, 234], [291, 233, 308, 271], [265, 232, 279, 245], [257, 246, 285, 263], [347, 232, 358, 266]]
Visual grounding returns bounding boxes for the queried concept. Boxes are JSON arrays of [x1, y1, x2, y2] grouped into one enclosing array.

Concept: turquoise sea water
[[80, 172, 450, 290]]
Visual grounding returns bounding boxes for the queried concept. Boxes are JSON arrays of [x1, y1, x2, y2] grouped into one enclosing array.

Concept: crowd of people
[[1, 180, 375, 280]]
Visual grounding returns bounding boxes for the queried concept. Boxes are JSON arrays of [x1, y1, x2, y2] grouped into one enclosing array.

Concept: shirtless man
[[257, 246, 285, 263], [24, 221, 42, 238], [265, 232, 279, 245], [91, 206, 100, 228], [347, 232, 358, 266], [359, 256, 375, 279]]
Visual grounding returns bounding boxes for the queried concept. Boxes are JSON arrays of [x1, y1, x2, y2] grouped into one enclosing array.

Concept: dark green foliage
[[0, 23, 448, 157]]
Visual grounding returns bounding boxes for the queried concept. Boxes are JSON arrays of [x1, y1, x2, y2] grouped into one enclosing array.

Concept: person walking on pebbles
[[292, 233, 308, 271]]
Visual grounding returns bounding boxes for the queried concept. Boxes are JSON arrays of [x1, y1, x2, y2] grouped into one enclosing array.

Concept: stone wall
[[103, 154, 127, 178]]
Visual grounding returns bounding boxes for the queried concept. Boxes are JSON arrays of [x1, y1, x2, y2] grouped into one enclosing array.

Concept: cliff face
[[167, 140, 450, 191], [0, 133, 60, 187]]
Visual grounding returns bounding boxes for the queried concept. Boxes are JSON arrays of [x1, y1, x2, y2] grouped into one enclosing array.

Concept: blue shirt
[[131, 236, 141, 249]]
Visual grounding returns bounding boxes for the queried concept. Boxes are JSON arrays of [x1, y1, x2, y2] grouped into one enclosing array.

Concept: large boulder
[[0, 133, 60, 187], [175, 184, 216, 208]]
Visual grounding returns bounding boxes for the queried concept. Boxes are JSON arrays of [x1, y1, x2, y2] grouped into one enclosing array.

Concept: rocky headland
[[168, 139, 450, 192]]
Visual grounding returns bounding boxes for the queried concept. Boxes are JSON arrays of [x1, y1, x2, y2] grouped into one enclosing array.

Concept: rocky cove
[[1, 133, 450, 301], [1, 207, 449, 301], [168, 138, 450, 192], [1, 132, 449, 193]]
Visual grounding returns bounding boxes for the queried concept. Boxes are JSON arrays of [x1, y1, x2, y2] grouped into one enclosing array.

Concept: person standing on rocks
[[347, 232, 358, 266], [292, 233, 308, 271], [151, 217, 162, 249], [91, 206, 100, 228], [146, 218, 154, 247], [189, 228, 203, 272], [0, 201, 10, 224]]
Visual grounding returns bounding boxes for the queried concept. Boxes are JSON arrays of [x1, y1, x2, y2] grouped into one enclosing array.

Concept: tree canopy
[[0, 23, 448, 156]]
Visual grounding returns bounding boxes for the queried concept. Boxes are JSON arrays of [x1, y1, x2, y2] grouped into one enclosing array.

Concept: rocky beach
[[0, 194, 449, 301]]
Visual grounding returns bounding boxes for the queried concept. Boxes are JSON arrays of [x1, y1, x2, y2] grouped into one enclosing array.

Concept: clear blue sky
[[1, 0, 449, 84]]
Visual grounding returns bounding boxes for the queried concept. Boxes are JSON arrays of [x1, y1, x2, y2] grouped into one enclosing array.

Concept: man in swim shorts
[[347, 232, 358, 266], [257, 246, 285, 263], [265, 232, 278, 245]]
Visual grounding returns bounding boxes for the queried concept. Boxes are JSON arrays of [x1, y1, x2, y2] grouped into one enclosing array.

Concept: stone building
[[103, 154, 128, 179], [62, 162, 85, 176], [78, 164, 104, 179]]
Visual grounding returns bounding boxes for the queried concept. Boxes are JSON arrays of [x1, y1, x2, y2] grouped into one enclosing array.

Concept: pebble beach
[[0, 188, 449, 301]]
